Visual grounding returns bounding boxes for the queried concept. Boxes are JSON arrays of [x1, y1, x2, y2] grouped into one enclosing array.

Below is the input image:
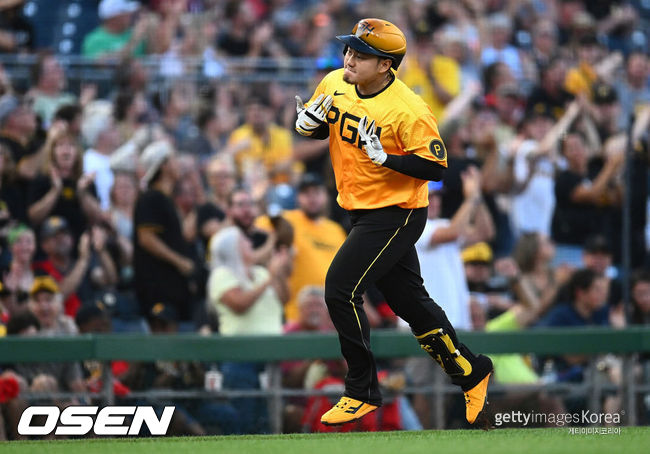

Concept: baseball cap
[[461, 242, 493, 264], [140, 140, 173, 187], [75, 301, 109, 327], [29, 275, 60, 297], [99, 0, 140, 20], [297, 173, 324, 192], [0, 95, 21, 126], [524, 102, 555, 122], [583, 234, 612, 254], [592, 83, 618, 105], [40, 216, 70, 239]]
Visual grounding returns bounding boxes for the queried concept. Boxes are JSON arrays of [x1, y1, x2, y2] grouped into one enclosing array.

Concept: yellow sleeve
[[227, 127, 246, 146], [402, 114, 448, 167], [254, 215, 273, 232], [565, 68, 588, 96]]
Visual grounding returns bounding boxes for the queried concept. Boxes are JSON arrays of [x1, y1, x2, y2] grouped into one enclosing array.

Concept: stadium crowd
[[1, 0, 650, 438]]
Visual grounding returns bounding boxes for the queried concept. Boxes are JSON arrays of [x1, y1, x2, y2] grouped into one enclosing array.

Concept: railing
[[0, 54, 320, 96], [2, 327, 649, 432]]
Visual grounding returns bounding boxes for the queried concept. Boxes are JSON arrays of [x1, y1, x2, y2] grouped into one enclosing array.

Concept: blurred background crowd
[[1, 0, 650, 438]]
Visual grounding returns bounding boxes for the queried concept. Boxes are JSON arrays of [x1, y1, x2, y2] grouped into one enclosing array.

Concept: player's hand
[[357, 116, 387, 165], [295, 94, 333, 136]]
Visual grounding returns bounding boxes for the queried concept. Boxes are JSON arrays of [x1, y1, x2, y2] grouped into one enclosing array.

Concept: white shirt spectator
[[413, 218, 472, 330], [511, 140, 555, 238], [83, 148, 114, 211]]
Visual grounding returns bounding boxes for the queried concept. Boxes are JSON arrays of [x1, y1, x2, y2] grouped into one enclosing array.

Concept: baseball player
[[294, 18, 493, 428]]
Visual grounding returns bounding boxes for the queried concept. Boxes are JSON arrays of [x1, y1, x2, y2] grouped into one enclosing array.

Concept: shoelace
[[335, 399, 349, 409]]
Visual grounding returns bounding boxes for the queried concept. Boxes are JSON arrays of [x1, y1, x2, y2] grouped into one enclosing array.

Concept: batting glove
[[295, 94, 333, 136], [357, 116, 387, 165]]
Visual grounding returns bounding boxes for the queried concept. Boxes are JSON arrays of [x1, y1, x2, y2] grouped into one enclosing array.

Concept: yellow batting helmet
[[336, 18, 407, 70]]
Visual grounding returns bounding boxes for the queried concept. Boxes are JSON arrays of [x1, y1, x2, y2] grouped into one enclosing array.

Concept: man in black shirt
[[0, 94, 41, 222], [133, 141, 194, 321]]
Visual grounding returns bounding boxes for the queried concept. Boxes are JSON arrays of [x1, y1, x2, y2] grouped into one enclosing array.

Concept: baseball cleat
[[464, 371, 492, 429], [320, 396, 378, 426]]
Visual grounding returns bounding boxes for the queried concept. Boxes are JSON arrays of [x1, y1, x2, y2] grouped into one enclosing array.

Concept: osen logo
[[18, 406, 175, 436]]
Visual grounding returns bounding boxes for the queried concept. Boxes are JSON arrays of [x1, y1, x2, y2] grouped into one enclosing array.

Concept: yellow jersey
[[256, 209, 347, 321], [308, 68, 447, 211], [228, 123, 295, 183], [399, 55, 461, 121]]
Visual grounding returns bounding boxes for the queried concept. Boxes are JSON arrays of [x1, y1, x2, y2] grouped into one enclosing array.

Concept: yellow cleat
[[464, 371, 492, 428], [320, 397, 378, 426]]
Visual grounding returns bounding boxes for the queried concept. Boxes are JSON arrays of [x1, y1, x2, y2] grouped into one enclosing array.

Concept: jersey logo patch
[[334, 90, 345, 96], [429, 139, 446, 160]]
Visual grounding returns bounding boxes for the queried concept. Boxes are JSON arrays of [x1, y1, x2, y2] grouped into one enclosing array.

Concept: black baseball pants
[[324, 205, 489, 406]]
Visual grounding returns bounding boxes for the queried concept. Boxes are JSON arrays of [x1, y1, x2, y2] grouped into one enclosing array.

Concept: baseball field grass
[[2, 427, 649, 454]]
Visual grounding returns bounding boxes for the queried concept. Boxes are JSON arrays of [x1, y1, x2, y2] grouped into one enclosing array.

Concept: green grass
[[2, 427, 649, 454]]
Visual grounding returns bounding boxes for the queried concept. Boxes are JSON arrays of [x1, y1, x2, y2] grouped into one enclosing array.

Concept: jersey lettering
[[336, 111, 382, 149]]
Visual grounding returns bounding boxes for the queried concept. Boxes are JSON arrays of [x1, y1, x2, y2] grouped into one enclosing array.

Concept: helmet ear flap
[[342, 45, 349, 57]]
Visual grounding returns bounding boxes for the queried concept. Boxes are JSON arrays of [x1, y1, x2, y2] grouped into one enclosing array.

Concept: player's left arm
[[357, 115, 447, 181]]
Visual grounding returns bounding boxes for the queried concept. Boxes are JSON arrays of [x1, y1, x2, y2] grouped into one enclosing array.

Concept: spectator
[[256, 173, 346, 323], [399, 34, 461, 121], [536, 267, 621, 414], [153, 83, 197, 150], [27, 276, 78, 336], [0, 143, 20, 223], [186, 109, 220, 163], [113, 89, 149, 145], [537, 267, 611, 329], [27, 125, 101, 242], [225, 186, 275, 264], [12, 278, 86, 392], [509, 101, 581, 238], [578, 234, 622, 307], [108, 172, 137, 267], [563, 34, 602, 97], [133, 140, 195, 322], [615, 52, 650, 128], [83, 119, 121, 211], [34, 216, 117, 317], [551, 131, 624, 265], [2, 225, 36, 313], [630, 269, 650, 325], [207, 225, 290, 433], [227, 96, 294, 187], [526, 57, 573, 121], [82, 0, 147, 59], [530, 19, 559, 71], [196, 157, 233, 242], [480, 13, 524, 82], [0, 94, 40, 219], [512, 232, 571, 317], [0, 0, 32, 53], [29, 54, 76, 127]]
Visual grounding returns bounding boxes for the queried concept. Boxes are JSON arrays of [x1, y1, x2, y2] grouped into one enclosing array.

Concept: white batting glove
[[357, 116, 387, 165], [295, 94, 333, 136]]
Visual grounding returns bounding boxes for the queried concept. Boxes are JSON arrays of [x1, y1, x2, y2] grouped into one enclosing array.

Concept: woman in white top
[[206, 225, 290, 433], [207, 226, 289, 335]]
